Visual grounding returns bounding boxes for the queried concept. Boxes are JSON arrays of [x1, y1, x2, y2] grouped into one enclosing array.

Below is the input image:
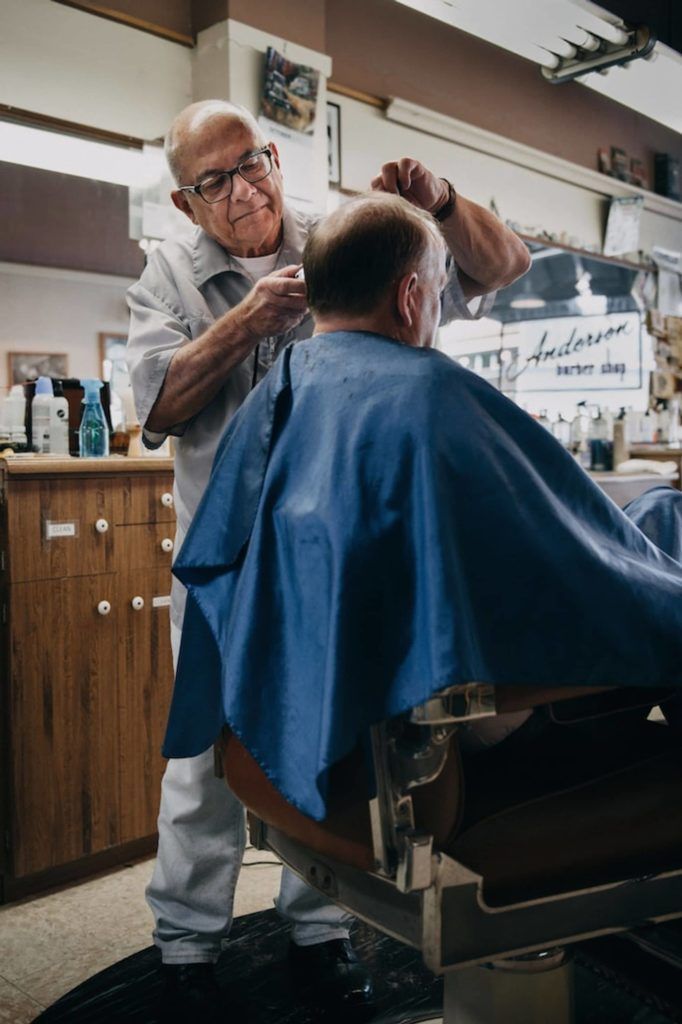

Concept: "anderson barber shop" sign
[[502, 312, 643, 393]]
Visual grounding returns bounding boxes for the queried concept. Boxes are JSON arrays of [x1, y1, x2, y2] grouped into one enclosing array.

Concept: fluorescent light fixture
[[393, 0, 682, 133], [0, 120, 156, 187]]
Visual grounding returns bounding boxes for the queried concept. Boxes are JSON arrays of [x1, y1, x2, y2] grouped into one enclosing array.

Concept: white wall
[[194, 19, 332, 212], [0, 0, 192, 139], [333, 94, 682, 256], [0, 264, 133, 394]]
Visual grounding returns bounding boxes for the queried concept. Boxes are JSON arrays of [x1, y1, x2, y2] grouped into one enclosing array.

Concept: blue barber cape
[[166, 331, 682, 819]]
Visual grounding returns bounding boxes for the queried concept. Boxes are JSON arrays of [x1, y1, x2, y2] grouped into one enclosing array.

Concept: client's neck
[[313, 312, 410, 345]]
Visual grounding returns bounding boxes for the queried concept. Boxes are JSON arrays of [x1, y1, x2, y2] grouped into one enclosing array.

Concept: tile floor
[[0, 846, 282, 1023]]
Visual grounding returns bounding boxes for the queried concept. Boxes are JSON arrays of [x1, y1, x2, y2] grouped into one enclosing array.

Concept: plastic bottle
[[552, 413, 571, 447], [537, 409, 552, 433], [50, 379, 70, 455], [613, 419, 627, 468], [589, 407, 613, 471], [79, 379, 109, 458], [669, 398, 681, 448], [7, 386, 27, 448], [31, 376, 54, 453]]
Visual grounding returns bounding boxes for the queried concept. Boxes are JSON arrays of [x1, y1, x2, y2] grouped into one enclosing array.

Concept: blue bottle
[[79, 379, 110, 457]]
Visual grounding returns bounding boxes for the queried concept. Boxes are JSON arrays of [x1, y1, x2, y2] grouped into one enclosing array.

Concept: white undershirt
[[231, 250, 280, 284]]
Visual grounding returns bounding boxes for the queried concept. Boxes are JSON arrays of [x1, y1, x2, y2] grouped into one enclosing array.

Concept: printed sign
[[44, 520, 78, 540], [500, 312, 643, 393]]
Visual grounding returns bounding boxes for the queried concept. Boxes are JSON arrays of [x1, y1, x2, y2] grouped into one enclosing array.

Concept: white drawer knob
[[97, 600, 111, 616], [95, 518, 109, 534], [160, 492, 174, 508], [160, 537, 174, 553], [131, 596, 145, 611]]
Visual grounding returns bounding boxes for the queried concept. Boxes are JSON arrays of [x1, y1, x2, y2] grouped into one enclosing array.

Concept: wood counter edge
[[0, 455, 174, 476]]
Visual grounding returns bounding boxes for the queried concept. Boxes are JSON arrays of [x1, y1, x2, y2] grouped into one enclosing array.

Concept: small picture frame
[[8, 351, 69, 385], [327, 101, 341, 185], [99, 332, 129, 392]]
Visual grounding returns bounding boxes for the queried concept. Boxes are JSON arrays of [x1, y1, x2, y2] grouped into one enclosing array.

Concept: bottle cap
[[80, 378, 104, 401], [35, 376, 54, 396]]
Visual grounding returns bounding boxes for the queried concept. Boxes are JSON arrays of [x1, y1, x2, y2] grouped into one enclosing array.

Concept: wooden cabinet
[[0, 456, 175, 901]]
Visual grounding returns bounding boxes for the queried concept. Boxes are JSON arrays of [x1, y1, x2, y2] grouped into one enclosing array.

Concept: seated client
[[165, 193, 682, 823]]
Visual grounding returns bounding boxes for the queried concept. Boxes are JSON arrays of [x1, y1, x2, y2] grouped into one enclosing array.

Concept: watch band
[[433, 179, 456, 222]]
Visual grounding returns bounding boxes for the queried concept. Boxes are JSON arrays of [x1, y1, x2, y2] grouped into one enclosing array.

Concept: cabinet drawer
[[7, 478, 118, 583], [116, 523, 176, 571], [116, 474, 175, 525]]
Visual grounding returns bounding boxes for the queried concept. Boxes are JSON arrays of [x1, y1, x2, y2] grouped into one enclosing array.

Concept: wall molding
[[386, 97, 682, 224], [51, 1, 194, 47]]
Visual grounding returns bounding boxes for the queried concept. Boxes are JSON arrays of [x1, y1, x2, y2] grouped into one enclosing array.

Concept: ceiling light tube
[[573, 29, 600, 52], [538, 49, 561, 69], [550, 38, 578, 59], [590, 20, 629, 46]]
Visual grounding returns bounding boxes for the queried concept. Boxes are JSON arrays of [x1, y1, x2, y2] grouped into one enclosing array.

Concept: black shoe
[[289, 937, 376, 1011], [160, 963, 223, 1023]]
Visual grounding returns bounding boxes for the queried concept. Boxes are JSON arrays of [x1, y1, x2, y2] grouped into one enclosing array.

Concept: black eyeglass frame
[[177, 147, 273, 204]]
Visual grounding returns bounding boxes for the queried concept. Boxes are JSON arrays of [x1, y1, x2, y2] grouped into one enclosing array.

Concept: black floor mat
[[33, 910, 682, 1023]]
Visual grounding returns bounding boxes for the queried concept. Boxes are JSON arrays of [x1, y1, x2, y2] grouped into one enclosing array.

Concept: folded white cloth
[[615, 459, 678, 476]]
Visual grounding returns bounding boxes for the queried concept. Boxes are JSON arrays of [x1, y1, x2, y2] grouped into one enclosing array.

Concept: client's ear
[[396, 272, 418, 328]]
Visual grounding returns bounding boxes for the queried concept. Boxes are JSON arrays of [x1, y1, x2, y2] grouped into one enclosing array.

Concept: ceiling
[[394, 0, 682, 134]]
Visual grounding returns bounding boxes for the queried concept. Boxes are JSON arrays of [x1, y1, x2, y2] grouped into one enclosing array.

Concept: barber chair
[[222, 683, 682, 1023]]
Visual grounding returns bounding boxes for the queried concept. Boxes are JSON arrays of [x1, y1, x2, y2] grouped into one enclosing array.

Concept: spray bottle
[[79, 379, 109, 458]]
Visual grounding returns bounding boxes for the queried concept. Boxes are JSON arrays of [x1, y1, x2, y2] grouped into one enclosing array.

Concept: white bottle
[[31, 376, 54, 453], [8, 385, 27, 448], [49, 380, 70, 455]]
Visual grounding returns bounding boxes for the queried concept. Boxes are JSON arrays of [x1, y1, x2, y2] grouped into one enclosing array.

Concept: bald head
[[303, 193, 445, 320], [164, 100, 265, 184]]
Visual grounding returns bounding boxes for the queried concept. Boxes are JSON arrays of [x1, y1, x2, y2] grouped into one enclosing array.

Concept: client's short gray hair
[[303, 193, 443, 318]]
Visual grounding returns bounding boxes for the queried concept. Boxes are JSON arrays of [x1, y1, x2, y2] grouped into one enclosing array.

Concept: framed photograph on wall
[[327, 101, 341, 185], [8, 352, 69, 385], [99, 332, 130, 393]]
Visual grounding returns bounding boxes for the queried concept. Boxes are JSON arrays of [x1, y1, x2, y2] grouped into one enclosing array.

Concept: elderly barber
[[126, 97, 529, 1019]]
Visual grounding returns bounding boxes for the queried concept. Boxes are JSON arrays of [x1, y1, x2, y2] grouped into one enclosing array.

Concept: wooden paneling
[[6, 478, 118, 583], [115, 473, 175, 525], [116, 522, 176, 570], [0, 460, 176, 899], [9, 575, 120, 877], [117, 567, 173, 843], [0, 163, 145, 278]]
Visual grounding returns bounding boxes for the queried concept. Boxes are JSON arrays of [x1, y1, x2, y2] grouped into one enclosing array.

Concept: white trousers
[[146, 621, 352, 963]]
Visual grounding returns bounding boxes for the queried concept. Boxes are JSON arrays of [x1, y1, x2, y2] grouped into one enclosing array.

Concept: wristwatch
[[433, 179, 456, 223]]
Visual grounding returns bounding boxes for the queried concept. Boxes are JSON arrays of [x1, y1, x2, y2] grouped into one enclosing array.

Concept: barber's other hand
[[370, 158, 449, 216], [237, 264, 308, 340]]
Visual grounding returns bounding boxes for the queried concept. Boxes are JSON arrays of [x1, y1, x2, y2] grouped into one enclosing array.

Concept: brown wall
[[325, 0, 682, 175], [1, 163, 144, 278], [47, 0, 682, 180], [228, 0, 325, 52]]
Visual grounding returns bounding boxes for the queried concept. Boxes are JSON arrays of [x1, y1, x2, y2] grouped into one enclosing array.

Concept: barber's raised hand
[[370, 158, 448, 216], [237, 264, 308, 339]]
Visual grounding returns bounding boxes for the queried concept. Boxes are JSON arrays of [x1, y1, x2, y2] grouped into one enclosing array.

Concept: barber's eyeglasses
[[179, 148, 273, 205]]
